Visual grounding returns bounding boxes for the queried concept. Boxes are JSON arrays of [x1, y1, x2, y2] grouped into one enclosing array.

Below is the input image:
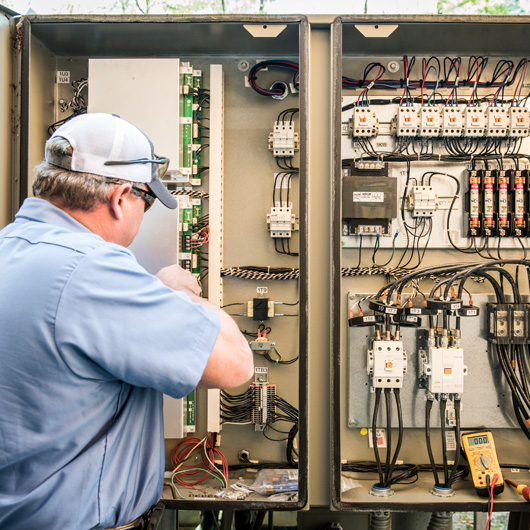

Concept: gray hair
[[33, 136, 127, 211]]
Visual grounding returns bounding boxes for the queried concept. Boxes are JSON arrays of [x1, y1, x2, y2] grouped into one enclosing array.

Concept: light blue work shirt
[[0, 198, 220, 529]]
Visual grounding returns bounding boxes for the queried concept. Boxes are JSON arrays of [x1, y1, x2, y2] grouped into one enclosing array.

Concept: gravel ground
[[453, 512, 509, 530]]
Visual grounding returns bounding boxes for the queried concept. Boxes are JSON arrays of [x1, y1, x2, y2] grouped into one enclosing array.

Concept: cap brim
[[147, 179, 178, 209]]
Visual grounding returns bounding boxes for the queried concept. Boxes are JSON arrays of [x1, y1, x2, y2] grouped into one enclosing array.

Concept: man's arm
[[156, 265, 253, 389]]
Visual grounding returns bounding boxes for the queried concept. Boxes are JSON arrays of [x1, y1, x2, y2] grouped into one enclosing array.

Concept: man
[[0, 113, 253, 529]]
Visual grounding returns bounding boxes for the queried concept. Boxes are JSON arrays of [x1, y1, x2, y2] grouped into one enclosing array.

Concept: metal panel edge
[[330, 15, 343, 512], [18, 16, 29, 206], [23, 14, 307, 24], [333, 14, 530, 24], [296, 14, 309, 512]]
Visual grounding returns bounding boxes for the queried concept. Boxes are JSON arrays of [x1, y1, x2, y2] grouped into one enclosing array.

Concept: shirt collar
[[15, 198, 94, 234]]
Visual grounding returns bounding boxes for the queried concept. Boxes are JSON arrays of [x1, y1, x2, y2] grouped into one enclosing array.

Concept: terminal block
[[508, 106, 530, 137], [351, 107, 378, 137], [442, 106, 464, 136], [268, 120, 299, 157], [251, 368, 276, 431], [487, 303, 529, 345], [408, 186, 438, 217], [367, 340, 407, 389], [395, 105, 419, 136], [267, 206, 297, 238], [355, 159, 385, 170], [487, 107, 509, 137], [421, 346, 467, 394], [464, 106, 487, 137], [420, 106, 441, 136]]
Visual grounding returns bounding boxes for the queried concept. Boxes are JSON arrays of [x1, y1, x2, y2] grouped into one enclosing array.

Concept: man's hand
[[156, 264, 253, 389], [155, 264, 201, 297]]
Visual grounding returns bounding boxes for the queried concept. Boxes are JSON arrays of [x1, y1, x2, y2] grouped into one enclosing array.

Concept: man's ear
[[108, 183, 131, 220]]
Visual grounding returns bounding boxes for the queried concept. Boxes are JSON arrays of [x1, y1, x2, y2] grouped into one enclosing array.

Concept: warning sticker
[[368, 428, 387, 448], [353, 192, 384, 203]]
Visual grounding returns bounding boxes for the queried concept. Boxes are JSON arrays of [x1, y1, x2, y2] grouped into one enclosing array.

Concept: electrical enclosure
[[332, 16, 530, 514], [11, 14, 308, 511]]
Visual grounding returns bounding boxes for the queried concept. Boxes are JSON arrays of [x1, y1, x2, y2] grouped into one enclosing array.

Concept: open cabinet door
[[0, 6, 17, 227]]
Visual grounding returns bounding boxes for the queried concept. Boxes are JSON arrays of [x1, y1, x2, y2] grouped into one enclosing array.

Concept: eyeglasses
[[104, 155, 169, 180], [131, 186, 157, 212]]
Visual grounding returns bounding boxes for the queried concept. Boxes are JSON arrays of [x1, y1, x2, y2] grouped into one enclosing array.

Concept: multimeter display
[[468, 435, 489, 446], [462, 431, 504, 497]]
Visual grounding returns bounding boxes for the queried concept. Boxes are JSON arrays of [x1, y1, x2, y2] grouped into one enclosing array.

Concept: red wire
[[356, 65, 383, 106]]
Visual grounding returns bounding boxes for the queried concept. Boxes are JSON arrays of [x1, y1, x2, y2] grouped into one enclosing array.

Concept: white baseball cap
[[45, 113, 178, 209]]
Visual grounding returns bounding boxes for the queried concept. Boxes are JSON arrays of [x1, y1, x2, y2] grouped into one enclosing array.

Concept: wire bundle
[[220, 388, 253, 425], [371, 387, 405, 488], [273, 171, 298, 256], [248, 60, 300, 97], [220, 266, 299, 281], [172, 189, 210, 200], [376, 260, 530, 441], [257, 346, 299, 365], [191, 225, 210, 249], [425, 397, 462, 489], [48, 77, 88, 135], [342, 56, 528, 100], [341, 461, 469, 484], [168, 434, 228, 499], [220, 388, 299, 467], [486, 474, 499, 530], [344, 134, 526, 166]]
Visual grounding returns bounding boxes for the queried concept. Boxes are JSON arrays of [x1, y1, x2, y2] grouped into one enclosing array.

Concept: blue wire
[[493, 61, 513, 106], [424, 65, 439, 106]]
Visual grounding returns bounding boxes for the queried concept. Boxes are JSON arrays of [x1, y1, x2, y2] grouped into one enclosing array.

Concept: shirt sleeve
[[54, 244, 220, 399]]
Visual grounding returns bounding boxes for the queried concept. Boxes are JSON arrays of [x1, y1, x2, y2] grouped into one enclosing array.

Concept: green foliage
[[162, 0, 226, 14], [116, 0, 272, 14], [437, 0, 525, 15]]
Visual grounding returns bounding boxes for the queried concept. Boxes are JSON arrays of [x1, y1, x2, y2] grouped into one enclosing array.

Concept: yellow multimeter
[[462, 431, 504, 497]]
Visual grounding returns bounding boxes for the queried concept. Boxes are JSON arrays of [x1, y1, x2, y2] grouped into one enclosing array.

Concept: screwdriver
[[505, 478, 530, 502]]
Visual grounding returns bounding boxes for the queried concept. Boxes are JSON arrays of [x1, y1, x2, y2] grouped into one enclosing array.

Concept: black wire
[[425, 398, 440, 486], [342, 461, 469, 484], [385, 389, 404, 486], [372, 388, 384, 486], [356, 234, 364, 268], [447, 399, 462, 487], [383, 388, 392, 486], [440, 398, 449, 486]]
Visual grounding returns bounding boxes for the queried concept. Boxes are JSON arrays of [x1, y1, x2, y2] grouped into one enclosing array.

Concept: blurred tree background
[[437, 0, 525, 14], [3, 0, 527, 16]]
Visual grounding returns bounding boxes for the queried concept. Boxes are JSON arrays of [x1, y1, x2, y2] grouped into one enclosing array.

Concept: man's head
[[33, 113, 177, 245]]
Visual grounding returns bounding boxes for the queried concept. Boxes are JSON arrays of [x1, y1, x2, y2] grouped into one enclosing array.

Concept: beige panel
[[308, 27, 332, 507], [28, 37, 55, 197]]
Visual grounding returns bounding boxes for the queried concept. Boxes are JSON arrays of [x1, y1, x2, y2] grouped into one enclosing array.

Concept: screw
[[238, 60, 250, 72], [388, 61, 400, 73]]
